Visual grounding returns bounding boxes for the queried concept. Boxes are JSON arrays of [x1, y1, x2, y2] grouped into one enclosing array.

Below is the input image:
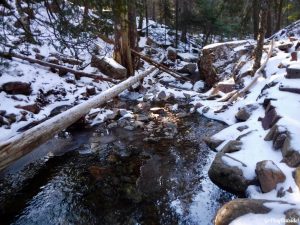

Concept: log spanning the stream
[[0, 67, 157, 171], [0, 51, 117, 83]]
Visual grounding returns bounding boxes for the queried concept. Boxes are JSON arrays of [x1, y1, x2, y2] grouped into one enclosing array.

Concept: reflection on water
[[0, 109, 233, 225]]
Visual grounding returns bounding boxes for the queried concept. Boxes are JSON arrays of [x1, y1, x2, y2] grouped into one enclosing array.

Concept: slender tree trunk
[[275, 0, 283, 31], [175, 0, 179, 48], [252, 0, 269, 75], [266, 1, 273, 37], [252, 0, 260, 40], [152, 1, 156, 21], [144, 0, 149, 37], [180, 1, 188, 43], [113, 0, 134, 76]]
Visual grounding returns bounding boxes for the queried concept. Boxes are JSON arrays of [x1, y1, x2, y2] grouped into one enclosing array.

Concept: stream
[[0, 98, 233, 225]]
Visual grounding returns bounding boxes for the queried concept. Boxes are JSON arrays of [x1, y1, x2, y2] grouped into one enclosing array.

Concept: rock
[[15, 103, 41, 114], [0, 115, 9, 126], [65, 76, 76, 84], [274, 133, 288, 150], [237, 125, 249, 132], [133, 121, 144, 128], [278, 42, 293, 52], [203, 137, 224, 151], [47, 57, 59, 65], [119, 109, 129, 117], [291, 52, 298, 61], [215, 199, 277, 225], [286, 65, 300, 79], [35, 53, 45, 60], [199, 40, 248, 87], [261, 107, 281, 130], [221, 140, 243, 153], [285, 209, 300, 225], [280, 133, 300, 167], [135, 114, 149, 122], [86, 86, 96, 96], [88, 166, 110, 180], [0, 110, 6, 116], [107, 122, 118, 129], [294, 167, 300, 191], [217, 83, 236, 94], [2, 82, 32, 95], [91, 55, 127, 79], [176, 112, 188, 118], [49, 105, 72, 117], [124, 125, 135, 131], [166, 47, 177, 61], [235, 104, 258, 122], [208, 151, 250, 196], [255, 160, 286, 193], [202, 106, 210, 113], [177, 63, 197, 74], [157, 90, 168, 101], [177, 53, 198, 63]]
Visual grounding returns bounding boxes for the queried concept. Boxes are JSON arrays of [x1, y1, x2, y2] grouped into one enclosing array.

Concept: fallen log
[[0, 67, 157, 171], [131, 49, 193, 82], [0, 51, 117, 83]]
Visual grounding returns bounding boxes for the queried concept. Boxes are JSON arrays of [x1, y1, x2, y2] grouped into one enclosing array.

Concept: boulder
[[91, 55, 127, 79], [49, 105, 72, 117], [157, 90, 168, 101], [261, 107, 281, 130], [285, 208, 300, 225], [286, 65, 300, 79], [208, 151, 250, 196], [294, 167, 300, 191], [282, 135, 300, 167], [177, 63, 197, 75], [166, 47, 177, 61], [235, 104, 258, 122], [2, 82, 32, 95], [255, 160, 286, 193], [215, 199, 297, 225], [221, 140, 243, 153], [203, 137, 224, 151], [198, 40, 248, 87]]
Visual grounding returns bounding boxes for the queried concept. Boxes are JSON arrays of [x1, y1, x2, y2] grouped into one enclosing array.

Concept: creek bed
[[0, 99, 234, 225]]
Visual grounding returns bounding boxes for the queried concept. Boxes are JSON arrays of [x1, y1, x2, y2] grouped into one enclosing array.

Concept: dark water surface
[[0, 101, 233, 225]]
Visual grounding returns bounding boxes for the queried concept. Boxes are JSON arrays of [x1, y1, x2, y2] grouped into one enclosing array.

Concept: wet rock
[[237, 125, 249, 132], [208, 151, 250, 196], [2, 82, 32, 95], [215, 199, 275, 225], [15, 103, 41, 114], [177, 63, 197, 74], [203, 137, 224, 151], [49, 105, 72, 117], [88, 166, 110, 181], [285, 209, 300, 225], [166, 47, 177, 61], [255, 160, 286, 193]]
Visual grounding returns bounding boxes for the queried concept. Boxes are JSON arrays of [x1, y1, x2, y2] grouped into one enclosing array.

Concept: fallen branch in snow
[[131, 49, 193, 82], [0, 51, 118, 83], [0, 67, 157, 171], [227, 40, 274, 104]]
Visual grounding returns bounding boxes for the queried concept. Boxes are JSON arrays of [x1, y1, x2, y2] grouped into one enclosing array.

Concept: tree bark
[[113, 0, 134, 76], [175, 0, 179, 48], [0, 67, 157, 171], [275, 0, 283, 31], [252, 0, 260, 40], [252, 0, 269, 75]]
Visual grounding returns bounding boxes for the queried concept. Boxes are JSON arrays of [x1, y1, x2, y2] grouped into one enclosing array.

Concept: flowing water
[[0, 99, 233, 225]]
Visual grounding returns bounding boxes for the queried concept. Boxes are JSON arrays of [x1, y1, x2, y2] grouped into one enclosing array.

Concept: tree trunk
[[275, 0, 283, 31], [144, 0, 149, 37], [0, 67, 156, 171], [113, 0, 134, 76], [175, 0, 179, 48], [180, 1, 188, 43], [266, 2, 273, 37], [252, 0, 269, 75], [252, 0, 260, 40]]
